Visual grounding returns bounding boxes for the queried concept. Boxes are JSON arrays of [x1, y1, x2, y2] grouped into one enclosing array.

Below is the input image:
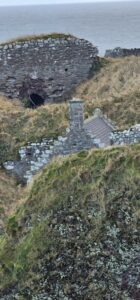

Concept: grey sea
[[0, 1, 140, 55]]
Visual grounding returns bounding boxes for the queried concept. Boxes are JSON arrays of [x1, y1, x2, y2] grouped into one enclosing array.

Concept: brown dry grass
[[76, 56, 140, 128], [0, 96, 68, 164]]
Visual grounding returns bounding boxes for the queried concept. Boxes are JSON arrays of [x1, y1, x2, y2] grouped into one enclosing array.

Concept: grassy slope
[[76, 56, 140, 128], [0, 171, 24, 233], [0, 144, 139, 299], [0, 96, 68, 164], [0, 56, 140, 165]]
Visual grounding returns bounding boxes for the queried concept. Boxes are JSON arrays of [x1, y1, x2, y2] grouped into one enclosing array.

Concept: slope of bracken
[[0, 144, 139, 299]]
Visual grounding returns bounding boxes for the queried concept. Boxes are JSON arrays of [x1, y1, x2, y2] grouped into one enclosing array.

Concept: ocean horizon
[[0, 1, 140, 55]]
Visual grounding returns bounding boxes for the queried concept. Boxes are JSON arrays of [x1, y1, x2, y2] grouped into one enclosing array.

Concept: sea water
[[0, 1, 140, 55]]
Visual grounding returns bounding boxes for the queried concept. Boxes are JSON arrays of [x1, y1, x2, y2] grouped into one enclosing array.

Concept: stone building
[[3, 99, 115, 182], [0, 34, 98, 105], [3, 98, 140, 183]]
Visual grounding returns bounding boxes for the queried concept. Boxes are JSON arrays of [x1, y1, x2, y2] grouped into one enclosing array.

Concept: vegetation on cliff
[[76, 56, 140, 128], [0, 144, 139, 299], [0, 171, 24, 234], [0, 54, 140, 299], [0, 56, 140, 165]]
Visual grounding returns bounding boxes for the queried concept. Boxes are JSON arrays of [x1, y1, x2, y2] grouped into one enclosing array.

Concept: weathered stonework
[[53, 99, 96, 156], [105, 47, 140, 58], [4, 98, 140, 183], [4, 99, 97, 182], [110, 125, 140, 145], [0, 35, 98, 104]]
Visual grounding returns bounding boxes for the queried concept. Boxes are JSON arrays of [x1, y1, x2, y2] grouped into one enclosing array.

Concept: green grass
[[0, 170, 24, 231]]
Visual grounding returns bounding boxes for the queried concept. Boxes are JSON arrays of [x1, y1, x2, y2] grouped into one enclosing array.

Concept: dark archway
[[29, 93, 45, 108]]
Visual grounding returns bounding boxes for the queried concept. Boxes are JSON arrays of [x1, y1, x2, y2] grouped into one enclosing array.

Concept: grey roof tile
[[84, 116, 114, 146]]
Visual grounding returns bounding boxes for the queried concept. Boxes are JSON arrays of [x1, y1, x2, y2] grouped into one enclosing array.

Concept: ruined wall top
[[105, 47, 140, 58], [111, 124, 140, 145], [0, 35, 98, 56]]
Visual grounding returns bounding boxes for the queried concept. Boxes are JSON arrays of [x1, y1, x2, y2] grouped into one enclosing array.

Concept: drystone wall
[[110, 125, 140, 145], [105, 47, 140, 58], [0, 36, 98, 104]]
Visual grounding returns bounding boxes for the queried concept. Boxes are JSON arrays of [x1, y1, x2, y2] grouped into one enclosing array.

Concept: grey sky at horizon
[[0, 0, 138, 6]]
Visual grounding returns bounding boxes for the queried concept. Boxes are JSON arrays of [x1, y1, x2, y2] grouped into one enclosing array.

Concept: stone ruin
[[3, 98, 140, 183], [111, 125, 140, 145], [105, 47, 140, 58], [0, 35, 98, 106], [4, 99, 97, 182]]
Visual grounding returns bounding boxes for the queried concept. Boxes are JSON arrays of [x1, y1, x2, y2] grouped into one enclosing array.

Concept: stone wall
[[0, 35, 98, 104], [105, 47, 140, 58], [110, 125, 140, 145]]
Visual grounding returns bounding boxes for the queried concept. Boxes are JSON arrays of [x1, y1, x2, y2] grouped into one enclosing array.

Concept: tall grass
[[0, 96, 68, 164], [76, 56, 140, 127], [0, 170, 24, 230]]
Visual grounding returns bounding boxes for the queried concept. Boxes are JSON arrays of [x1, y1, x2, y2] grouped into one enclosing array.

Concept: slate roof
[[84, 110, 115, 147]]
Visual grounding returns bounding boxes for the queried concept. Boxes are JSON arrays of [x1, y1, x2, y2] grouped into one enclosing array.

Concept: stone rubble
[[111, 124, 140, 145]]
